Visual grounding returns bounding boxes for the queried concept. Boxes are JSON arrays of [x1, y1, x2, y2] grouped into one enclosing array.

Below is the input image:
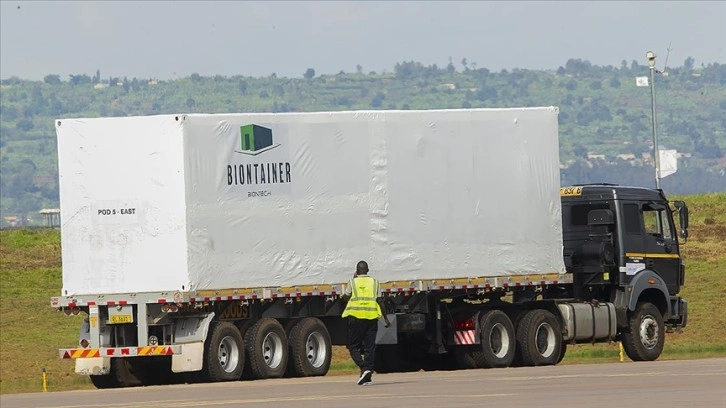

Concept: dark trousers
[[347, 316, 378, 372]]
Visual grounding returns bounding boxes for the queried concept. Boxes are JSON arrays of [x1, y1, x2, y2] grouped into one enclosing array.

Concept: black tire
[[142, 356, 185, 385], [201, 321, 245, 382], [374, 344, 421, 373], [453, 345, 484, 369], [516, 309, 563, 366], [478, 310, 516, 368], [89, 358, 143, 389], [510, 310, 528, 368], [287, 318, 332, 377], [621, 302, 665, 361], [557, 342, 568, 364], [245, 318, 288, 379], [89, 369, 120, 389]]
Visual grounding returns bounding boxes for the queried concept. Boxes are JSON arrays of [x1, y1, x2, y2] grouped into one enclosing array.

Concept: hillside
[[1, 59, 725, 224]]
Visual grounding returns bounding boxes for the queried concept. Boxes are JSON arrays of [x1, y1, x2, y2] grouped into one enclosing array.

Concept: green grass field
[[1, 193, 724, 394]]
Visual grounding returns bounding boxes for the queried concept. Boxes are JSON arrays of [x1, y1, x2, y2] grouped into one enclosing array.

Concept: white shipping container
[[56, 108, 565, 296]]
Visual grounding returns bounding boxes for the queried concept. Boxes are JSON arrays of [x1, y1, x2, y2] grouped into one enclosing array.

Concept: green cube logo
[[240, 124, 273, 152]]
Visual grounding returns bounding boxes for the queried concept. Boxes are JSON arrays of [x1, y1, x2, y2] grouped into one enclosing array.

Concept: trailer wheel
[[478, 310, 516, 368], [89, 362, 122, 389], [621, 302, 664, 361], [89, 357, 144, 388], [245, 318, 288, 379], [287, 318, 331, 377], [201, 321, 245, 382], [516, 309, 563, 366], [374, 344, 421, 373]]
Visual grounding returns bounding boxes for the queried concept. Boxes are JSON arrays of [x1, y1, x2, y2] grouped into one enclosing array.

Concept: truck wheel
[[89, 368, 121, 389], [557, 342, 568, 364], [516, 309, 563, 366], [621, 302, 664, 361], [89, 358, 144, 388], [201, 321, 245, 382], [374, 344, 421, 373], [478, 310, 516, 368], [245, 318, 288, 379], [453, 345, 485, 369], [287, 318, 331, 377]]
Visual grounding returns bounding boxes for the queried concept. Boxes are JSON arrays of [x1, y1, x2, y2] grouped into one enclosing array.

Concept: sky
[[1, 1, 725, 81]]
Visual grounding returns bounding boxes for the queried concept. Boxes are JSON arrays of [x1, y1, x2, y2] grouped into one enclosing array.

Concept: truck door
[[622, 202, 681, 295]]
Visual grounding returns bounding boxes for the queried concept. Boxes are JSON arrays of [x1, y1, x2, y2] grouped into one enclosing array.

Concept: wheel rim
[[488, 322, 511, 358], [305, 331, 328, 368], [218, 335, 240, 373], [262, 332, 284, 369], [535, 322, 556, 358], [639, 315, 660, 349]]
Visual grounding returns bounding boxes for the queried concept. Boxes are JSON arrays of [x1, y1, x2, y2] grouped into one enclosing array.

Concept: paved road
[[2, 358, 725, 408]]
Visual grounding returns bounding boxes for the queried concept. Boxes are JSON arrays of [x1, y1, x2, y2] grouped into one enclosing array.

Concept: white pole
[[647, 51, 661, 190]]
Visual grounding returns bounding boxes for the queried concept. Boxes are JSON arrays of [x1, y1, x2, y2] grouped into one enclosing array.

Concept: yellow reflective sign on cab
[[560, 186, 583, 196]]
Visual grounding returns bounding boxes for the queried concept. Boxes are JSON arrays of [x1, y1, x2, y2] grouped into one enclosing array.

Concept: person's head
[[356, 260, 369, 275]]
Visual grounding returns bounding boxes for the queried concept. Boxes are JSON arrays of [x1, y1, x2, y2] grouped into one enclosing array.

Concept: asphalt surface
[[2, 358, 725, 408]]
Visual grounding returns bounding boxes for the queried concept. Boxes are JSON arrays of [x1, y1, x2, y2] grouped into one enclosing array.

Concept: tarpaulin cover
[[56, 108, 565, 296]]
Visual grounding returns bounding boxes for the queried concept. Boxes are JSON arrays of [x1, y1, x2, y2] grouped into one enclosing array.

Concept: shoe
[[357, 370, 373, 385]]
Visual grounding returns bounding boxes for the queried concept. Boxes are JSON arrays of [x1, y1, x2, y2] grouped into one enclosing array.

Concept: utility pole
[[646, 51, 661, 190]]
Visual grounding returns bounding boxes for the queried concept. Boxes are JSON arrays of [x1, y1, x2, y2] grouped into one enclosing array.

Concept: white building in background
[[39, 209, 60, 228]]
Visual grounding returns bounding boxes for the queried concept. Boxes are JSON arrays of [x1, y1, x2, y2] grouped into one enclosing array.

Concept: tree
[[573, 143, 588, 159], [446, 57, 456, 74], [370, 92, 385, 108], [16, 119, 34, 131], [69, 74, 91, 86], [43, 74, 61, 85], [190, 73, 202, 82], [564, 59, 593, 77], [185, 97, 196, 110], [304, 68, 316, 80], [683, 57, 695, 71], [238, 80, 248, 95]]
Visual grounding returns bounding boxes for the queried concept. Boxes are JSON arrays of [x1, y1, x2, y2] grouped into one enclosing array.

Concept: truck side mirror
[[673, 201, 689, 241]]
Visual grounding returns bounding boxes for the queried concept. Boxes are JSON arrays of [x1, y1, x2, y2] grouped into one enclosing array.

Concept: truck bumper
[[60, 345, 180, 359]]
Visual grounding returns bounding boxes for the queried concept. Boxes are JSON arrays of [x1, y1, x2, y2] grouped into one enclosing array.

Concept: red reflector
[[454, 320, 475, 330], [68, 302, 77, 308], [107, 301, 116, 306], [158, 299, 167, 303], [119, 300, 127, 305]]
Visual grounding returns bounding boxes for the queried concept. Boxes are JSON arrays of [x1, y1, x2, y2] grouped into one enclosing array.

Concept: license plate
[[110, 315, 133, 324]]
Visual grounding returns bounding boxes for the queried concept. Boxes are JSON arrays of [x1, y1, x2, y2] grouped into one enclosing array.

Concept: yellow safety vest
[[341, 276, 382, 320]]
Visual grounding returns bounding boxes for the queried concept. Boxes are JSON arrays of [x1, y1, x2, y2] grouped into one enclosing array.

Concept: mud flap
[[172, 341, 204, 373], [376, 314, 397, 344], [76, 357, 110, 375]]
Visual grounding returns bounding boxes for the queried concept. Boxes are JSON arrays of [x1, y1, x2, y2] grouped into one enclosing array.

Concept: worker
[[341, 260, 391, 385]]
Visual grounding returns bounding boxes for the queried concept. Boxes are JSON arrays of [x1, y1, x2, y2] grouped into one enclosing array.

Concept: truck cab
[[560, 184, 689, 359]]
